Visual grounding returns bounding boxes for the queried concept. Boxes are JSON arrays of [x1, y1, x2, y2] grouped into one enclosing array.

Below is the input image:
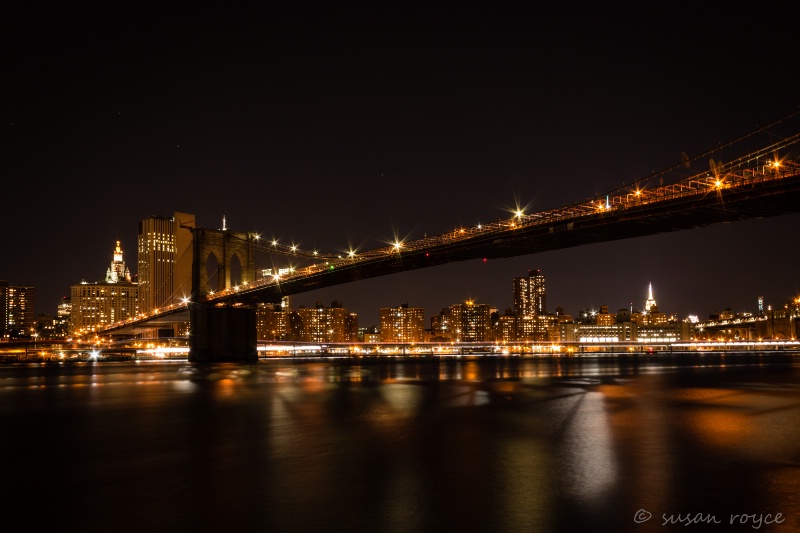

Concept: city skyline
[[9, 233, 798, 335], [3, 2, 799, 327]]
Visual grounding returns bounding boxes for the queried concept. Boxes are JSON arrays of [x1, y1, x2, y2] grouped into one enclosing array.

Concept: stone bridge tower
[[190, 227, 258, 299], [189, 225, 258, 362]]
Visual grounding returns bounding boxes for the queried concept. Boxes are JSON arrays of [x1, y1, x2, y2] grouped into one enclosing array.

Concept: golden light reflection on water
[[4, 358, 800, 532]]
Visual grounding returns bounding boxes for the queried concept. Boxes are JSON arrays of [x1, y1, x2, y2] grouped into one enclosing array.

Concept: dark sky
[[3, 1, 799, 327]]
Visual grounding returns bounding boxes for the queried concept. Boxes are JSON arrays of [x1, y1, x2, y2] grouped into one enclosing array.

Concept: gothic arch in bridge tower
[[191, 228, 257, 297]]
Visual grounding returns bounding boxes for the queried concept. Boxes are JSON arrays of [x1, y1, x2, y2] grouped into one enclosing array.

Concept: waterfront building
[[575, 322, 637, 343], [497, 308, 517, 342], [513, 269, 546, 317], [54, 297, 71, 339], [516, 315, 537, 340], [137, 212, 195, 314], [256, 303, 293, 340], [69, 242, 138, 337], [430, 308, 452, 341], [359, 326, 381, 343], [33, 314, 56, 340], [449, 300, 492, 342], [540, 314, 561, 342], [296, 301, 348, 343], [637, 322, 692, 343], [630, 309, 646, 325], [380, 304, 424, 343], [345, 313, 359, 342], [596, 305, 615, 326], [0, 281, 36, 340]]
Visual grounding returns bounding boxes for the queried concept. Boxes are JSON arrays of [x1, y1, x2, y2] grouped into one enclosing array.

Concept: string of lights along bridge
[[105, 124, 800, 332]]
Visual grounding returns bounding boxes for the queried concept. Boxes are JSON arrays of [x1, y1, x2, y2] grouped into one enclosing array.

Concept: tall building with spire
[[106, 241, 132, 283], [644, 282, 657, 313], [70, 242, 138, 336]]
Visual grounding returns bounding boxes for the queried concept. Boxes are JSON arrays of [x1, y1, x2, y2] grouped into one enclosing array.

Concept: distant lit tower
[[644, 282, 657, 313], [513, 269, 546, 317], [106, 241, 132, 283], [758, 296, 764, 315]]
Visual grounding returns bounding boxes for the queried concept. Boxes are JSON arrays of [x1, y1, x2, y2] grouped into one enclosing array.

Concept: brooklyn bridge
[[101, 126, 800, 360]]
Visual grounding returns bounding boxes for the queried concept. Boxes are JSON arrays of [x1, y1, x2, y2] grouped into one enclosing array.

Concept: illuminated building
[[513, 269, 546, 317], [34, 314, 56, 340], [640, 283, 669, 325], [70, 242, 138, 336], [0, 281, 36, 339], [359, 326, 381, 343], [54, 296, 71, 339], [496, 308, 517, 342], [106, 241, 131, 283], [345, 312, 359, 342], [137, 212, 195, 314], [380, 304, 424, 343], [430, 308, 452, 341], [644, 282, 657, 313], [596, 305, 615, 326], [573, 322, 637, 343], [450, 300, 492, 342], [637, 322, 691, 343], [296, 301, 348, 342], [256, 303, 293, 340]]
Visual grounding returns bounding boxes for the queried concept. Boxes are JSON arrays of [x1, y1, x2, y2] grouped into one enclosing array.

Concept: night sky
[[3, 1, 799, 327]]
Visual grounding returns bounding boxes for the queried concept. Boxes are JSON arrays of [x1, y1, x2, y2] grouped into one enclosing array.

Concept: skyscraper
[[137, 212, 195, 313], [513, 269, 546, 317], [644, 282, 657, 313]]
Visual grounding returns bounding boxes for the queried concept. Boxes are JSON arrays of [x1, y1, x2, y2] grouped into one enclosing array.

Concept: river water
[[2, 355, 799, 532]]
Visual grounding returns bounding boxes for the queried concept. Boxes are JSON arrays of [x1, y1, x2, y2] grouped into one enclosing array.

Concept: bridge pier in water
[[188, 304, 258, 362]]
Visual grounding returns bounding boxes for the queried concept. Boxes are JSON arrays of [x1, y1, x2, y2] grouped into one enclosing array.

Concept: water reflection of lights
[[559, 391, 618, 504]]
